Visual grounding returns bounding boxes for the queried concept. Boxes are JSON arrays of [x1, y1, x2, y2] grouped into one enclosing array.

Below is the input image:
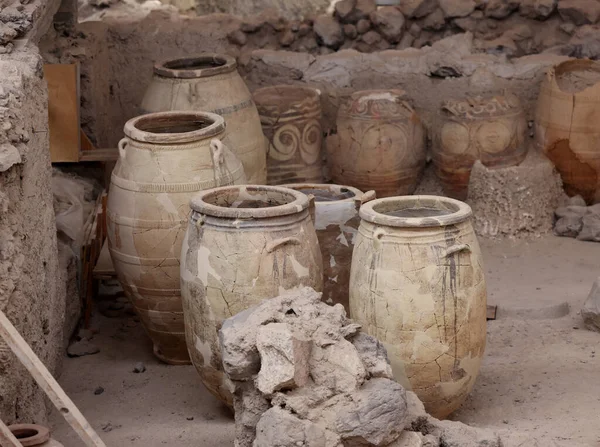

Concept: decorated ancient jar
[[180, 185, 323, 406], [107, 111, 246, 364], [254, 85, 324, 185], [432, 93, 528, 200], [141, 54, 267, 184], [535, 59, 600, 204], [8, 424, 64, 446], [282, 183, 375, 312], [327, 89, 426, 198], [349, 195, 487, 419]]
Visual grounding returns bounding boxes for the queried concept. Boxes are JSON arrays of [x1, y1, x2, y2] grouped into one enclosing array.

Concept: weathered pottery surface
[[107, 111, 246, 364], [282, 183, 375, 312], [327, 89, 426, 198], [349, 195, 487, 419], [433, 94, 528, 200], [180, 185, 323, 406], [535, 59, 600, 205], [141, 54, 267, 184], [254, 85, 324, 185], [9, 424, 64, 446]]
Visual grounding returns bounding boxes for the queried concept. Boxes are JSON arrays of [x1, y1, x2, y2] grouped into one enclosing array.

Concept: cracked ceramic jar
[[282, 183, 375, 313], [327, 89, 426, 198], [141, 54, 267, 184], [180, 185, 323, 406], [253, 85, 324, 185], [349, 196, 487, 419], [432, 93, 528, 201], [535, 59, 600, 204], [8, 424, 64, 446], [107, 111, 246, 365]]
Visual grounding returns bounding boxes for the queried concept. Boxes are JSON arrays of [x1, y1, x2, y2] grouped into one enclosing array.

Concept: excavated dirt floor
[[49, 235, 600, 446]]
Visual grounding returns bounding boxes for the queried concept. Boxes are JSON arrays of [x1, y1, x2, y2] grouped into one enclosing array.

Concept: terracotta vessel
[[107, 111, 246, 364], [9, 424, 64, 446], [282, 183, 375, 312], [327, 89, 426, 198], [349, 195, 487, 419], [180, 185, 323, 405], [535, 59, 600, 204], [253, 85, 324, 185], [141, 54, 267, 184], [432, 94, 528, 200]]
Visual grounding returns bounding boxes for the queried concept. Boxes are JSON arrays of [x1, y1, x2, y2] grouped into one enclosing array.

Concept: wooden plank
[[44, 64, 80, 163], [79, 148, 120, 162], [486, 304, 497, 321], [80, 129, 96, 152], [0, 419, 21, 447], [0, 310, 107, 447]]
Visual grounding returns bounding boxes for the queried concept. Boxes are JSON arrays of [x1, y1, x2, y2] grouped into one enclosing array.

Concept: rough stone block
[[558, 0, 600, 25], [255, 323, 312, 395], [398, 0, 439, 18], [370, 6, 405, 43], [485, 0, 520, 18], [350, 332, 393, 379], [439, 0, 476, 17], [309, 338, 367, 392], [577, 205, 600, 241], [519, 0, 557, 19], [582, 278, 600, 332], [314, 14, 344, 49]]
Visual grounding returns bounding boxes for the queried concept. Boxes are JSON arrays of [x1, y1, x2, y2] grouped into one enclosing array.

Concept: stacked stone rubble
[[554, 195, 600, 242]]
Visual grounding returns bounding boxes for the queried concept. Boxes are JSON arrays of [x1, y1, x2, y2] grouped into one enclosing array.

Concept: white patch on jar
[[330, 275, 338, 283], [330, 255, 337, 267], [290, 256, 309, 278], [156, 192, 179, 215], [358, 92, 398, 103], [336, 232, 349, 247], [194, 335, 213, 367], [197, 246, 221, 284]]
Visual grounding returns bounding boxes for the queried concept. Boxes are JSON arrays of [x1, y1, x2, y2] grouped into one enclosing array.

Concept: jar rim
[[9, 424, 51, 447], [359, 195, 472, 228], [154, 54, 237, 79], [253, 85, 321, 105], [124, 111, 225, 144], [190, 185, 310, 219]]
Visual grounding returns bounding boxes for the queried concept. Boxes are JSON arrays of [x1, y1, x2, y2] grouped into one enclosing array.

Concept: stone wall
[[0, 0, 70, 425]]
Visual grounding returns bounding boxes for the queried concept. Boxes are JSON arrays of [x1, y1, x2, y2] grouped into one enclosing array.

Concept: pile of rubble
[[219, 0, 600, 57], [553, 195, 600, 242], [218, 287, 508, 447]]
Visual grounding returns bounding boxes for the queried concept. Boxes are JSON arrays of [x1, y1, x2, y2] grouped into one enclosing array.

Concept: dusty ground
[[49, 235, 600, 446]]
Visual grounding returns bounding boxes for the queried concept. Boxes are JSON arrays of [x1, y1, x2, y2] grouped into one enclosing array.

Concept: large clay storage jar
[[8, 424, 64, 446], [253, 85, 324, 185], [349, 195, 487, 419], [107, 111, 246, 365], [328, 89, 426, 198], [535, 59, 600, 204], [180, 185, 323, 405], [141, 54, 267, 184], [433, 94, 528, 200], [282, 183, 375, 312]]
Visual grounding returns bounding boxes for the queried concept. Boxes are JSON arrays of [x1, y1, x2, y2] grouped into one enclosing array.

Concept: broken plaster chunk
[[581, 277, 600, 331], [309, 338, 367, 392], [350, 332, 393, 379], [334, 378, 409, 446], [253, 407, 334, 447], [0, 143, 21, 172], [577, 206, 600, 242], [255, 322, 312, 395]]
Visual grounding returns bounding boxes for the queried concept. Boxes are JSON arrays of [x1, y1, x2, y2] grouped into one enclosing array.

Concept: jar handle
[[118, 138, 128, 160], [354, 190, 376, 210], [443, 244, 471, 257], [307, 194, 316, 226], [266, 237, 302, 253]]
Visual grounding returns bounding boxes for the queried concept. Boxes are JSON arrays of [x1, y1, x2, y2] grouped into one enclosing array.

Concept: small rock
[[335, 0, 356, 23], [409, 22, 422, 36], [240, 17, 262, 33], [422, 8, 446, 30], [568, 195, 588, 207], [558, 0, 600, 25], [519, 0, 557, 19], [94, 386, 104, 395], [439, 0, 476, 17], [398, 0, 439, 18], [313, 14, 344, 49], [361, 29, 383, 46], [343, 23, 358, 39], [485, 0, 520, 18], [335, 0, 377, 23], [254, 407, 335, 447], [255, 323, 312, 395], [370, 6, 405, 43], [133, 362, 146, 373], [560, 22, 576, 34], [481, 35, 518, 57], [186, 416, 194, 421], [77, 328, 94, 341], [351, 332, 393, 379], [279, 29, 296, 47], [577, 206, 600, 242], [504, 24, 533, 41], [0, 143, 21, 173], [453, 16, 476, 31], [354, 0, 378, 21], [554, 214, 584, 237], [397, 33, 415, 49], [581, 277, 600, 331], [356, 18, 371, 34], [101, 422, 121, 433], [298, 22, 312, 37], [67, 340, 100, 358], [227, 29, 247, 46]]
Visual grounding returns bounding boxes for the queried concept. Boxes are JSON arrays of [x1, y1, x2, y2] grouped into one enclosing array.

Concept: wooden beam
[[486, 304, 497, 321], [0, 419, 21, 447], [79, 148, 120, 162]]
